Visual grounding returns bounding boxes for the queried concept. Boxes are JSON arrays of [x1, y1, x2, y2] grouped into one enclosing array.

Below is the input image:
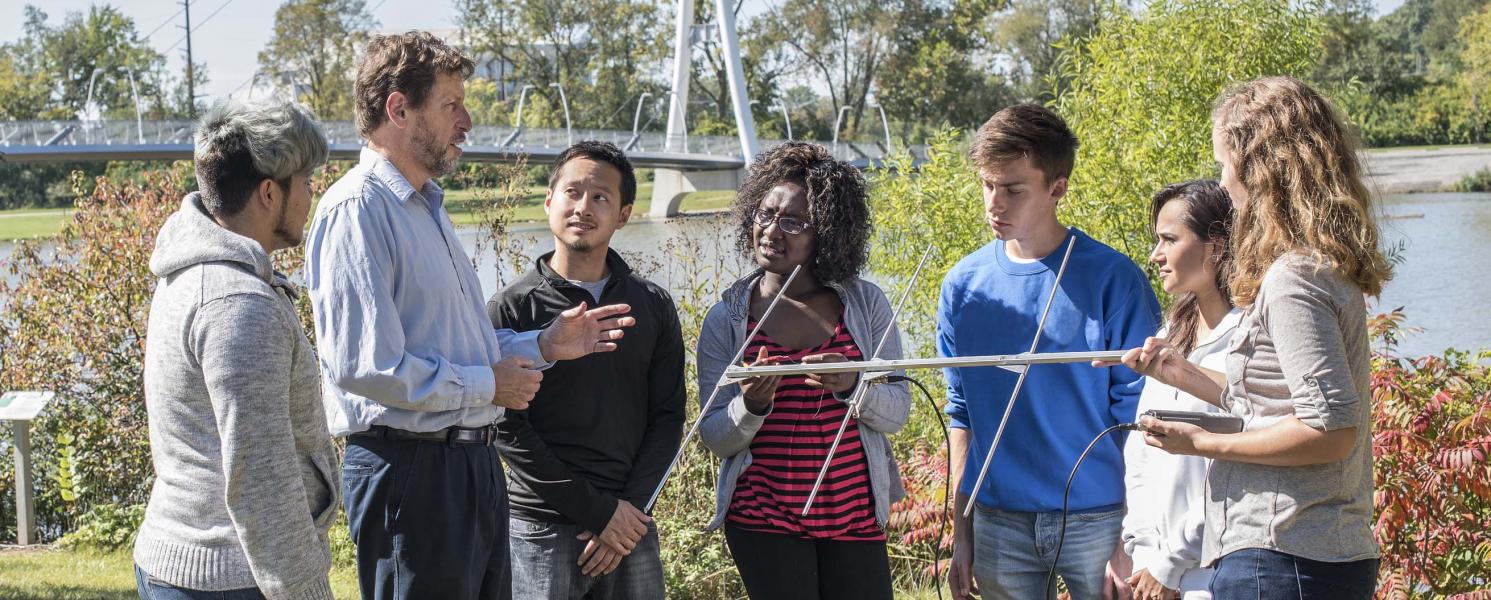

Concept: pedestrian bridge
[[0, 119, 921, 169], [0, 120, 925, 216]]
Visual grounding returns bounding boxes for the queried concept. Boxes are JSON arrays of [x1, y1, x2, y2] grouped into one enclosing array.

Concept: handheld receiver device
[[1140, 409, 1244, 434]]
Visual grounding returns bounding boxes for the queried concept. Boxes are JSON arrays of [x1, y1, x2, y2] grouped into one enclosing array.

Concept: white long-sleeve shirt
[[1122, 309, 1241, 597]]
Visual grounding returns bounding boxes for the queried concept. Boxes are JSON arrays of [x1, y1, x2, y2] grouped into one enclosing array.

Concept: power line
[[164, 0, 235, 54], [142, 1, 192, 40]]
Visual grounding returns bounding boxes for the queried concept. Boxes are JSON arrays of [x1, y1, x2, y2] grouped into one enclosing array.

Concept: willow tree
[[1054, 0, 1323, 275]]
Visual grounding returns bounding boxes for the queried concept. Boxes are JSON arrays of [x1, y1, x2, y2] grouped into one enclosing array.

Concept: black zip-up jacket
[[486, 249, 686, 533]]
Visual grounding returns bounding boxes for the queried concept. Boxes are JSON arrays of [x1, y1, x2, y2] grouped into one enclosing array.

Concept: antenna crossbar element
[[721, 350, 1126, 383]]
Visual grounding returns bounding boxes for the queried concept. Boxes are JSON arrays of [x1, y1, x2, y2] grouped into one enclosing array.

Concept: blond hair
[[1212, 76, 1391, 305]]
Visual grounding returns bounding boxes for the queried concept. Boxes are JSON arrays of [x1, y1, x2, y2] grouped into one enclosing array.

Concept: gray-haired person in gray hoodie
[[133, 99, 338, 600]]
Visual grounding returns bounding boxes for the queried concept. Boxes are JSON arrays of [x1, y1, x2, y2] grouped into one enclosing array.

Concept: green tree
[[1458, 4, 1491, 143], [257, 0, 378, 122], [754, 0, 896, 137], [453, 0, 671, 130], [1376, 0, 1490, 80], [876, 0, 1016, 142], [1055, 0, 1322, 271], [989, 0, 1101, 101], [0, 5, 171, 120], [0, 4, 191, 209], [1312, 0, 1418, 97]]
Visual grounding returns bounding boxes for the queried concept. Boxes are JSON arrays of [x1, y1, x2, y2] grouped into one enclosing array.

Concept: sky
[[0, 0, 1411, 108]]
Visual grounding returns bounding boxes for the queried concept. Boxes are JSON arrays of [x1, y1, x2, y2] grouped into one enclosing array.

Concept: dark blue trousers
[[1210, 548, 1378, 600], [343, 435, 511, 600]]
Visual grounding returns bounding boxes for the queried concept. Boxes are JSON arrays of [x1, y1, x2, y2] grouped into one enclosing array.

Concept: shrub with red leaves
[[1371, 309, 1491, 598]]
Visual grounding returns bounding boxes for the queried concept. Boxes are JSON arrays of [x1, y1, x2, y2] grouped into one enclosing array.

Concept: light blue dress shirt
[[307, 147, 546, 436]]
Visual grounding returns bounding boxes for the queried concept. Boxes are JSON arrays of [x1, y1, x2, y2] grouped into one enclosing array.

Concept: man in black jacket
[[487, 141, 685, 599]]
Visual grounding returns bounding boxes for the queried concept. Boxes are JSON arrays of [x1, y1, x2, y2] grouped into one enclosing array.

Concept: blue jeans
[[1210, 548, 1378, 600], [342, 435, 511, 600], [135, 566, 265, 600], [508, 515, 665, 599], [971, 505, 1125, 600]]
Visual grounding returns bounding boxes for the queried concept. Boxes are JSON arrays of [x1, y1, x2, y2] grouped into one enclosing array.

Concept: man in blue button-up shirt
[[306, 32, 635, 600]]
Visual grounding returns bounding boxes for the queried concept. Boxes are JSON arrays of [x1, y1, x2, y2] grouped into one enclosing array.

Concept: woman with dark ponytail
[[1121, 180, 1237, 600]]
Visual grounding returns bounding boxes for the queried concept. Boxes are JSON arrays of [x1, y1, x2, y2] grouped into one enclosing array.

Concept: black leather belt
[[352, 424, 499, 446]]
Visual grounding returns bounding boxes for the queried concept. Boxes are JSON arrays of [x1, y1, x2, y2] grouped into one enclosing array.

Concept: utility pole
[[183, 0, 195, 118]]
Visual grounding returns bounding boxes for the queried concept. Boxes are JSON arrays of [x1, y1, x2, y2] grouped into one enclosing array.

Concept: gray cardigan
[[135, 194, 339, 600], [1206, 252, 1379, 565], [696, 271, 910, 531]]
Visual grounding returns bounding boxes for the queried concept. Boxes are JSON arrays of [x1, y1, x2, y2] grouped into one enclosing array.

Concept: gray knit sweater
[[134, 193, 339, 600]]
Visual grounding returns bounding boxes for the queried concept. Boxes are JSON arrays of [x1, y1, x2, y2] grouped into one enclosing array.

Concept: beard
[[271, 194, 303, 248], [562, 237, 594, 253], [412, 114, 459, 177]]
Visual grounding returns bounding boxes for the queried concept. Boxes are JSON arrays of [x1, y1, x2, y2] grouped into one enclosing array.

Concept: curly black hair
[[733, 142, 872, 284]]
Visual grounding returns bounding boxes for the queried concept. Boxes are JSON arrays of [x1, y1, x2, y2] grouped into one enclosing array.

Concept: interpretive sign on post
[[1, 391, 55, 546]]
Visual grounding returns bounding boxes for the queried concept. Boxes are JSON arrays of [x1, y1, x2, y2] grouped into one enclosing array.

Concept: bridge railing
[[1, 120, 927, 165]]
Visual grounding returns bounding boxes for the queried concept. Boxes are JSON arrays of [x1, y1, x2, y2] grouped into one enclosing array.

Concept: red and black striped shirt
[[726, 315, 883, 541]]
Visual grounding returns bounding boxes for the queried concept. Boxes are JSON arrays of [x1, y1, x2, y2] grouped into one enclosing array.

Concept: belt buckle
[[483, 424, 497, 446]]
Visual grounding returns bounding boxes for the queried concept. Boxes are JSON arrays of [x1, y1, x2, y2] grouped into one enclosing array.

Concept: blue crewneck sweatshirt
[[939, 228, 1159, 513]]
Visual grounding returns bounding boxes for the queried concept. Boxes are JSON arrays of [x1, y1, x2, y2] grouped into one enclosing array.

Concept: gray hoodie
[[133, 193, 338, 600]]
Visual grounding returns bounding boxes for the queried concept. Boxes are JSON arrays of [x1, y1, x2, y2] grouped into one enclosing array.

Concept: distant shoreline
[[1364, 145, 1491, 193]]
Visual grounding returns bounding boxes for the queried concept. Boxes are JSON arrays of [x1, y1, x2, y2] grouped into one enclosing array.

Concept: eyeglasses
[[752, 208, 810, 235]]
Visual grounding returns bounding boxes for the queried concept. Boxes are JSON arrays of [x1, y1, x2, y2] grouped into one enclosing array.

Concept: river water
[[2, 192, 1487, 357]]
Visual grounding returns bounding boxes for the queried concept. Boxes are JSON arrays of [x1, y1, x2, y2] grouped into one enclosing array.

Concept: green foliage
[[1317, 0, 1491, 146], [257, 0, 378, 122], [56, 503, 145, 551], [867, 130, 985, 357], [1453, 167, 1491, 191], [989, 0, 1101, 102], [0, 4, 196, 121], [0, 4, 199, 209], [453, 0, 671, 130], [877, 0, 1015, 140], [1055, 0, 1323, 274], [0, 162, 103, 210], [618, 220, 747, 599]]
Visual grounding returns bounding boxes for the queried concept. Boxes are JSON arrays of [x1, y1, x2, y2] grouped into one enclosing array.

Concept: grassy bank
[[0, 209, 73, 241], [0, 187, 736, 241], [0, 547, 361, 600], [0, 546, 946, 598]]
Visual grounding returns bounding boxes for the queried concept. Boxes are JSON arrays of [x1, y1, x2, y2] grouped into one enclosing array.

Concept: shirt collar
[[1195, 307, 1243, 349], [359, 146, 444, 208]]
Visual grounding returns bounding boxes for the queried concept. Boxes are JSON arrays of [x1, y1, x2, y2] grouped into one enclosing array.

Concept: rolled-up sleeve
[[307, 198, 497, 412], [1263, 266, 1360, 431]]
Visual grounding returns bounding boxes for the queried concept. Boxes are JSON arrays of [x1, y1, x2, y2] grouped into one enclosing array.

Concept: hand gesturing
[[538, 302, 637, 362]]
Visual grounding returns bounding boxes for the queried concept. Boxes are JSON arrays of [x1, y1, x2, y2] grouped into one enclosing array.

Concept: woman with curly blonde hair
[[1112, 76, 1390, 599]]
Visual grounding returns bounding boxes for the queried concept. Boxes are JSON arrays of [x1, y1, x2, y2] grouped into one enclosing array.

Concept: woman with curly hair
[[696, 142, 910, 600], [1113, 76, 1391, 599]]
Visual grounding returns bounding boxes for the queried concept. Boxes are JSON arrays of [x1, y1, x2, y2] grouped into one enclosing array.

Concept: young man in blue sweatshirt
[[941, 104, 1159, 600]]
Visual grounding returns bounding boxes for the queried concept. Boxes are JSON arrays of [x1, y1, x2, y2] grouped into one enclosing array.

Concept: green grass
[[0, 186, 736, 241], [0, 547, 361, 599], [0, 208, 73, 241], [0, 546, 942, 598]]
